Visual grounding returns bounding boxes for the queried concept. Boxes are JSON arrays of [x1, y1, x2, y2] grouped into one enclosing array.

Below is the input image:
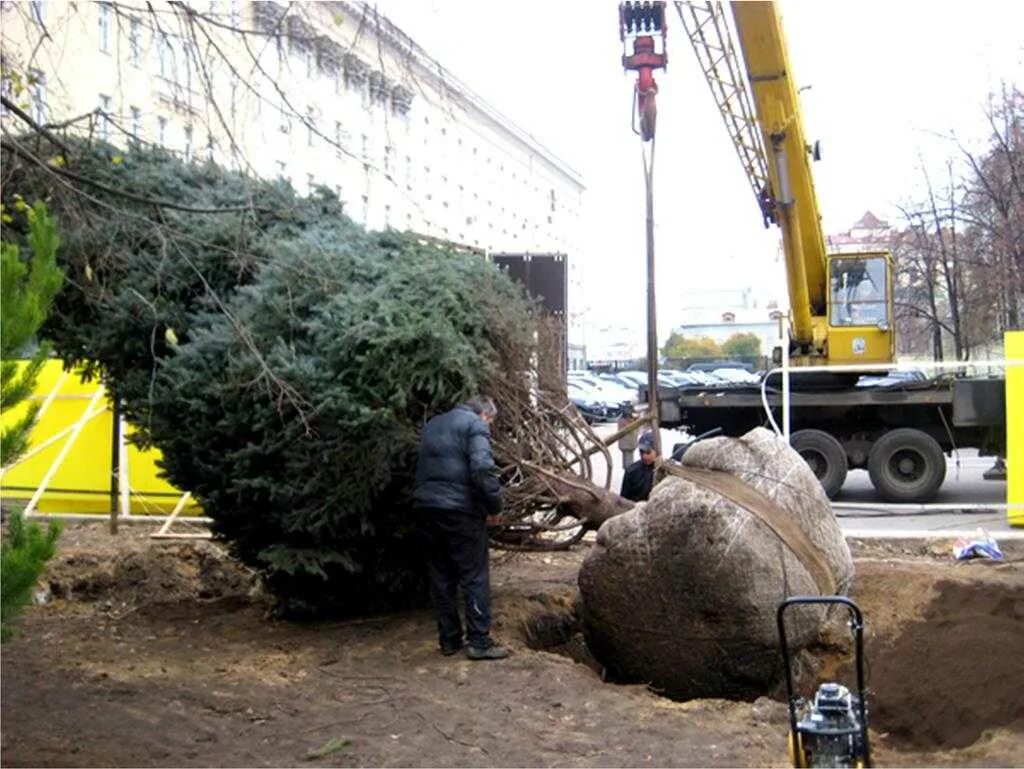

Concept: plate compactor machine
[[777, 596, 872, 768]]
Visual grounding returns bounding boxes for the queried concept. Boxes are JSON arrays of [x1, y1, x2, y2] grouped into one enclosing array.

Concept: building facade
[[669, 310, 783, 357], [1, 0, 586, 348]]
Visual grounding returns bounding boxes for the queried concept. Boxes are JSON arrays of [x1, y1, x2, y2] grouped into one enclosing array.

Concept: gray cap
[[638, 431, 656, 453]]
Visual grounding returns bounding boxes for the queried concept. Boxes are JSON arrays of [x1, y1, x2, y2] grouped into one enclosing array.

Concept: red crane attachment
[[619, 2, 668, 142]]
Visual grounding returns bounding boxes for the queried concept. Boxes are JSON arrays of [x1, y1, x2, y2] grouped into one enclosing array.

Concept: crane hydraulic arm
[[730, 1, 826, 353], [677, 1, 895, 366]]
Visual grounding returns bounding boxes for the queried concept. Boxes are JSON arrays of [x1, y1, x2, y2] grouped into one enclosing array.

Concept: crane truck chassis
[[652, 375, 1006, 503]]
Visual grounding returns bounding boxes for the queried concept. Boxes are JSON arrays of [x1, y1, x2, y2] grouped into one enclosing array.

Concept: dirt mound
[[42, 523, 258, 608], [869, 577, 1024, 750]]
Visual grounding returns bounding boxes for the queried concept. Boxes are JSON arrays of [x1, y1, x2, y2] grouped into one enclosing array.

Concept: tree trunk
[[521, 462, 634, 527]]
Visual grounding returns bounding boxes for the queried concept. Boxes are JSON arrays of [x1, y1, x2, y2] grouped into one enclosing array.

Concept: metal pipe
[[643, 142, 661, 454], [782, 314, 791, 442], [109, 398, 121, 535], [23, 511, 213, 525]]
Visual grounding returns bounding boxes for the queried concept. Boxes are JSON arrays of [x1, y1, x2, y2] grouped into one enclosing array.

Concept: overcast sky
[[376, 0, 1023, 340]]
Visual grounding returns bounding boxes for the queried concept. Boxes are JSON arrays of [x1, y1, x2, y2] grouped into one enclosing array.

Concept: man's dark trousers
[[421, 507, 491, 649]]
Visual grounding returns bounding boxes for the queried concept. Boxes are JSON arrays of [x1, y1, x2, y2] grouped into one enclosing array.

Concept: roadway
[[589, 424, 1018, 538]]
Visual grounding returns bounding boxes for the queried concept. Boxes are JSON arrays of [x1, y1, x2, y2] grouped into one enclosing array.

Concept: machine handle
[[777, 595, 871, 768]]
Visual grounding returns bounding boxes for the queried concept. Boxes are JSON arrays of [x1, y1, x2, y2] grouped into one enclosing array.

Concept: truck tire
[[790, 429, 847, 499], [867, 428, 946, 502]]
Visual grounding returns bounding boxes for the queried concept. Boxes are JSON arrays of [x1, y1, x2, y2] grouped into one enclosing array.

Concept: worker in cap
[[621, 430, 659, 502]]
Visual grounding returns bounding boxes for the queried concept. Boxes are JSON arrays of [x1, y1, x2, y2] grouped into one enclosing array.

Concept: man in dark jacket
[[620, 431, 659, 502], [414, 396, 509, 660]]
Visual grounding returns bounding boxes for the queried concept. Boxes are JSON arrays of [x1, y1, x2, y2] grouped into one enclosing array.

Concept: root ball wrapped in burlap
[[578, 428, 853, 699]]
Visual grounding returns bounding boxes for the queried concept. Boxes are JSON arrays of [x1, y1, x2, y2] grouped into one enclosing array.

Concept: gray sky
[[376, 1, 1024, 339]]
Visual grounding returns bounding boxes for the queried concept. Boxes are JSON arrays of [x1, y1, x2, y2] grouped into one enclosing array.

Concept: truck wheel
[[867, 428, 946, 502], [791, 429, 847, 499]]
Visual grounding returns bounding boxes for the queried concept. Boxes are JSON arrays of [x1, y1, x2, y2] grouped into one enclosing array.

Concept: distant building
[[672, 252, 784, 356], [1, 0, 586, 348], [670, 308, 783, 356], [669, 213, 896, 355], [827, 210, 892, 252], [586, 324, 646, 368]]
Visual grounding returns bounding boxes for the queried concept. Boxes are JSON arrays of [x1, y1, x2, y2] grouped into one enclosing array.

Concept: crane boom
[[729, 0, 826, 350], [676, 0, 895, 365]]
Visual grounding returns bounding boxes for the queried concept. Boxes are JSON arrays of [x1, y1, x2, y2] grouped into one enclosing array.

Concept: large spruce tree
[[4, 140, 535, 614]]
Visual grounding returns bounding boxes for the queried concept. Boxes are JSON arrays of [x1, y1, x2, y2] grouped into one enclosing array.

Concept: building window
[[129, 17, 141, 66], [98, 3, 111, 53], [28, 70, 46, 125], [230, 76, 239, 122], [129, 106, 141, 141], [278, 98, 290, 134], [157, 33, 170, 78], [183, 125, 193, 160], [157, 116, 168, 147], [181, 42, 194, 92], [98, 94, 111, 141]]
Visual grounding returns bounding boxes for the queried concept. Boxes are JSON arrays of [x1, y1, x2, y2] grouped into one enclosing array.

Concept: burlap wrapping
[[578, 427, 853, 699]]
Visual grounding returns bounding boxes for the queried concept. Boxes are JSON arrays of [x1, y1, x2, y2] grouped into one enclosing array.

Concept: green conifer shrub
[[1, 511, 61, 642]]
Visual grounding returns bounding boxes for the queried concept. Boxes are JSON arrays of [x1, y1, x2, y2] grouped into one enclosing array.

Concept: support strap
[[662, 463, 837, 595]]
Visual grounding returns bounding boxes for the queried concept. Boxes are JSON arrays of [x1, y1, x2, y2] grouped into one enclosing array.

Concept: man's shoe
[[440, 642, 463, 656], [466, 644, 510, 661]]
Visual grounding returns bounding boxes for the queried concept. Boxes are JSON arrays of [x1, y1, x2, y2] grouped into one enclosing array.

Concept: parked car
[[568, 373, 638, 404], [687, 360, 755, 373], [856, 368, 928, 388], [711, 367, 760, 384], [567, 380, 624, 423], [612, 370, 649, 388], [659, 369, 703, 387]]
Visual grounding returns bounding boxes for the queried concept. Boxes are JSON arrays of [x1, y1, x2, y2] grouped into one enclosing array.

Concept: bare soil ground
[[1, 523, 1022, 767]]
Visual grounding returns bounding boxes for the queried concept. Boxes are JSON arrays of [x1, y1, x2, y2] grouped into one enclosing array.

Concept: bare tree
[[891, 84, 1022, 360]]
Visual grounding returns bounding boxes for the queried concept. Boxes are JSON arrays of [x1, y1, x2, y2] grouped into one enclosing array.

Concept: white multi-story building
[[1, 0, 585, 349]]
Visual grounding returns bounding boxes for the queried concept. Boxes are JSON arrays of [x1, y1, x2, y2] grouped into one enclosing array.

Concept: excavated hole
[[520, 575, 1024, 755], [858, 578, 1024, 750], [520, 604, 602, 674]]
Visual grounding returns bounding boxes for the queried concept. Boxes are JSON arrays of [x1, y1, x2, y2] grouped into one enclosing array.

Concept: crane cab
[[825, 251, 895, 365]]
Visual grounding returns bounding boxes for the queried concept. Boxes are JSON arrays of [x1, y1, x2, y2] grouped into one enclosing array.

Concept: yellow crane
[[677, 1, 894, 365], [626, 1, 1007, 504]]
